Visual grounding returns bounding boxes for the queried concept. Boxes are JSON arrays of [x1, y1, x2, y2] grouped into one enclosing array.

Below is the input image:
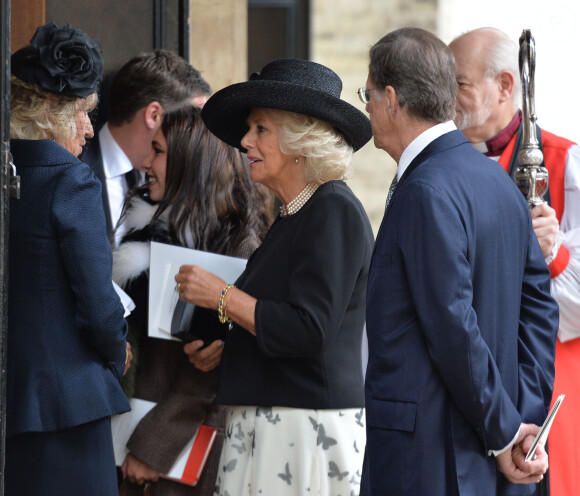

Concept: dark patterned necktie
[[384, 174, 398, 212]]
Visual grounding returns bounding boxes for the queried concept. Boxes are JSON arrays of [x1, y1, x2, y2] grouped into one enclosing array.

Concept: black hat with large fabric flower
[[201, 58, 372, 152], [11, 22, 104, 98]]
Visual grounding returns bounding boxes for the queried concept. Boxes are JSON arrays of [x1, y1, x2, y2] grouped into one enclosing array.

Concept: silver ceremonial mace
[[513, 29, 549, 207]]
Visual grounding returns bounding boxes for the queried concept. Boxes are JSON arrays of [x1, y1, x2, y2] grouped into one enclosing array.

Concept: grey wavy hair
[[482, 29, 522, 112], [262, 108, 353, 184]]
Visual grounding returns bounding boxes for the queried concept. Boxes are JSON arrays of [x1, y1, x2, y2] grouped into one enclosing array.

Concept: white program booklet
[[148, 242, 247, 340], [525, 394, 565, 462]]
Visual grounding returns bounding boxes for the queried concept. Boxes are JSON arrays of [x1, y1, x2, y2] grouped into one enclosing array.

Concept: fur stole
[[112, 195, 170, 288]]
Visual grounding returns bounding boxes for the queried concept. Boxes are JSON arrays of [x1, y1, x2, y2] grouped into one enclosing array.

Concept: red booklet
[[112, 399, 218, 486], [162, 424, 218, 486]]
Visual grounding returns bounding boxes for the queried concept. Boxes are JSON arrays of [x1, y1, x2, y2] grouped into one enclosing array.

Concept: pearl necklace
[[280, 183, 319, 217]]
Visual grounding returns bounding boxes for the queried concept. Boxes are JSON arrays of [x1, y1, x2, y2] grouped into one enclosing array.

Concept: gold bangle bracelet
[[218, 284, 235, 325]]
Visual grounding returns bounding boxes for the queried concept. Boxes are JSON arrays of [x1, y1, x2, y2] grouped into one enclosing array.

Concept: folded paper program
[[148, 242, 247, 341]]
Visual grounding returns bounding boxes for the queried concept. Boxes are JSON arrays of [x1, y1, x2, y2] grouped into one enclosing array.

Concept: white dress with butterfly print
[[214, 406, 366, 496]]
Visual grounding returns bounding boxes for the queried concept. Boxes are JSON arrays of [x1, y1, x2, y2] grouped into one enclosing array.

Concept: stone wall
[[311, 0, 438, 234]]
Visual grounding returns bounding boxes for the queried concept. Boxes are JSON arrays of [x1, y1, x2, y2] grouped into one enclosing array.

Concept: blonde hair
[[10, 75, 97, 143], [263, 108, 353, 184]]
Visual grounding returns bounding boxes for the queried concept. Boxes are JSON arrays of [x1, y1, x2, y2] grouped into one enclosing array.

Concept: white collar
[[397, 121, 457, 180], [471, 141, 488, 154], [471, 141, 501, 161], [100, 123, 134, 179]]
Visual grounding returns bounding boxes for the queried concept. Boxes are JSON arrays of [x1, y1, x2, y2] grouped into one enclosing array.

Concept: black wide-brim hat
[[201, 59, 372, 152]]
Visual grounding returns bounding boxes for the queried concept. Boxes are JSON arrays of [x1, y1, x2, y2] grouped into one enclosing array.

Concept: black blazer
[[214, 180, 374, 409]]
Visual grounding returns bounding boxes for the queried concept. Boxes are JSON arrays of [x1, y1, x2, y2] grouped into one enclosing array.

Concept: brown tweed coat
[[113, 194, 259, 496]]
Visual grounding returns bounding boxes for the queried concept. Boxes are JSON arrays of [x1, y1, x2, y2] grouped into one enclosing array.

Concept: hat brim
[[201, 80, 372, 152]]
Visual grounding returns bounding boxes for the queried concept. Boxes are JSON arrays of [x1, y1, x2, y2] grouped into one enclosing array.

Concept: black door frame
[[0, 0, 12, 493]]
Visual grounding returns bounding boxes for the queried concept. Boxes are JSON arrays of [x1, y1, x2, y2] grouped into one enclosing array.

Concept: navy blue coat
[[362, 130, 559, 496], [7, 139, 130, 437]]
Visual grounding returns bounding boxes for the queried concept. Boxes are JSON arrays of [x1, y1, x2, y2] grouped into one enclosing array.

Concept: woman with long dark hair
[[113, 105, 272, 496]]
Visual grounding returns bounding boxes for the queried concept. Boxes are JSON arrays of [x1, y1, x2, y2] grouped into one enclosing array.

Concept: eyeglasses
[[357, 87, 378, 104]]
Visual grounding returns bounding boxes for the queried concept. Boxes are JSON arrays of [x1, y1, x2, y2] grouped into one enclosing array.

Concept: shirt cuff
[[489, 427, 520, 457]]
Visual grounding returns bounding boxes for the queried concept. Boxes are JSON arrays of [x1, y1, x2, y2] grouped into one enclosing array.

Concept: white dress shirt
[[99, 124, 135, 247], [397, 120, 457, 179]]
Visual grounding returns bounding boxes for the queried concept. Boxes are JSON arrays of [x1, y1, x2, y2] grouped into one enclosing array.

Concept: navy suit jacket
[[7, 139, 130, 437], [362, 130, 558, 496], [81, 131, 114, 237]]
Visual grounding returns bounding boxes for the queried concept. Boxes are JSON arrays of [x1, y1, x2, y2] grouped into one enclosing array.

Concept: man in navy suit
[[82, 50, 211, 245], [360, 28, 559, 496]]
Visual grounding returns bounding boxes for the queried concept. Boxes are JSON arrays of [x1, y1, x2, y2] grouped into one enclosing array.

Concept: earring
[[295, 157, 299, 164]]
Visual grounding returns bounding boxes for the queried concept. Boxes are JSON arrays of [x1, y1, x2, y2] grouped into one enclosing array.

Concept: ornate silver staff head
[[513, 29, 549, 207]]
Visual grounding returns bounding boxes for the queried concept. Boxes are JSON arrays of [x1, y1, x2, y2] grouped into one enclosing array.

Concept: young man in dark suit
[[82, 50, 211, 245], [360, 27, 558, 496]]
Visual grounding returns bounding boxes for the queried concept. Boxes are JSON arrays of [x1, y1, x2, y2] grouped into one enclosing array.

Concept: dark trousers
[[5, 417, 118, 496], [537, 473, 550, 496], [535, 442, 550, 496], [529, 441, 550, 496]]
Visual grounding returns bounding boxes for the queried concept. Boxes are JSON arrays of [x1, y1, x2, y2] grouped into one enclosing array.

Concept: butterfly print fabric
[[214, 406, 366, 496]]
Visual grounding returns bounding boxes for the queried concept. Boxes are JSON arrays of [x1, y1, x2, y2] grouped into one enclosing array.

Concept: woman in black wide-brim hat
[[6, 23, 131, 496], [177, 58, 374, 495]]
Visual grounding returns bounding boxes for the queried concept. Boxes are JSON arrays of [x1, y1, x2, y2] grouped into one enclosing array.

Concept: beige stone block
[[189, 0, 247, 91], [312, 0, 438, 233]]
